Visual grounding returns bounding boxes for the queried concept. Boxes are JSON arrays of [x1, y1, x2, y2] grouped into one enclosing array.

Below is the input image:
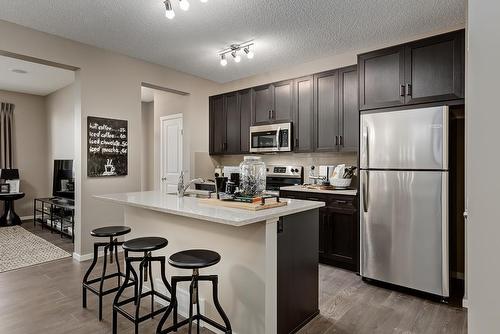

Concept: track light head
[[179, 0, 190, 11], [232, 51, 241, 63], [220, 54, 227, 66], [244, 47, 254, 59], [164, 0, 175, 19]]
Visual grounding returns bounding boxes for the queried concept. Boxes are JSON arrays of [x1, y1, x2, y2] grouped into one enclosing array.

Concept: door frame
[[159, 113, 183, 192]]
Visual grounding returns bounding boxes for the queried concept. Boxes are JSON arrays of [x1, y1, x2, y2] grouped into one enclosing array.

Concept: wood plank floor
[[0, 225, 467, 333]]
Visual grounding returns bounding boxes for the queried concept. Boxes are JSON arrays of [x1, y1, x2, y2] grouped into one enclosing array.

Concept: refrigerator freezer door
[[360, 170, 449, 297], [360, 106, 448, 170]]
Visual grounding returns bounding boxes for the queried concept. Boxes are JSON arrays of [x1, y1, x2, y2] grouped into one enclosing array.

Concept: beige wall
[[0, 89, 49, 216], [140, 101, 154, 191], [0, 19, 219, 255], [46, 83, 75, 184], [467, 0, 500, 332]]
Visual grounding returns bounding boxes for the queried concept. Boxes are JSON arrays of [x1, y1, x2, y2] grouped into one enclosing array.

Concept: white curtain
[[0, 102, 14, 168]]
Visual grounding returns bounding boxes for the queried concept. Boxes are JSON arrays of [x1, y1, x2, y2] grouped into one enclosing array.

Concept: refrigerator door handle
[[362, 170, 369, 213], [361, 126, 369, 167], [442, 172, 450, 297], [442, 106, 449, 170]]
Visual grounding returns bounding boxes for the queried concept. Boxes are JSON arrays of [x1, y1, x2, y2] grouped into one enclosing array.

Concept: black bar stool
[[82, 225, 134, 321], [156, 249, 232, 334], [113, 237, 172, 334]]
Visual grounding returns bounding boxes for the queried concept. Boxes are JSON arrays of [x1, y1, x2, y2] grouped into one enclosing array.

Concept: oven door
[[250, 124, 291, 153]]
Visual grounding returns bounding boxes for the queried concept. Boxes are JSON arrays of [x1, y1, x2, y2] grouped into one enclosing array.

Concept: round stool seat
[[169, 249, 221, 269], [91, 225, 131, 237], [122, 237, 168, 252]]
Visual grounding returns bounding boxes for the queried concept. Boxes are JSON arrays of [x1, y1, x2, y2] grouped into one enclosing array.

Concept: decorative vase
[[239, 156, 266, 197]]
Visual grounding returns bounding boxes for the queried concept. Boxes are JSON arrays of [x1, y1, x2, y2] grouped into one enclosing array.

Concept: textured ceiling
[[0, 56, 74, 96], [0, 0, 465, 83]]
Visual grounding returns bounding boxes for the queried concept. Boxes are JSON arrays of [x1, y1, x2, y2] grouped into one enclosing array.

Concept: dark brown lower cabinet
[[280, 190, 359, 272], [278, 209, 319, 334]]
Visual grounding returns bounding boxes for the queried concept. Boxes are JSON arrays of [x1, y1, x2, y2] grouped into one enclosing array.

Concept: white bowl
[[329, 178, 352, 189]]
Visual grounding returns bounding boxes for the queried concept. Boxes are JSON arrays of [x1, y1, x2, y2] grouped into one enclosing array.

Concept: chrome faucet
[[177, 171, 204, 197]]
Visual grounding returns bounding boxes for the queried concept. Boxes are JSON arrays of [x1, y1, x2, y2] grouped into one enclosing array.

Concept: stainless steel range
[[265, 165, 303, 196]]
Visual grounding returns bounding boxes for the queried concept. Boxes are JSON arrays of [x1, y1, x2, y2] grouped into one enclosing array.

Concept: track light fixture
[[220, 54, 227, 66], [164, 0, 207, 20], [217, 41, 255, 66], [164, 0, 175, 19]]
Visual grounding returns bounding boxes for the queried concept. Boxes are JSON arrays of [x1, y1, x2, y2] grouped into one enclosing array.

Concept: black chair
[[113, 237, 172, 334], [156, 249, 232, 334], [82, 225, 134, 321]]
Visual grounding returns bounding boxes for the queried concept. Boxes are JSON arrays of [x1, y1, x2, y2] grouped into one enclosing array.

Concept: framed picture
[[0, 183, 10, 194], [87, 116, 128, 177], [6, 179, 19, 193]]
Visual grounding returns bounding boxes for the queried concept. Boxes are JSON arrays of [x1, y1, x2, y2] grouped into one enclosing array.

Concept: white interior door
[[160, 114, 183, 193]]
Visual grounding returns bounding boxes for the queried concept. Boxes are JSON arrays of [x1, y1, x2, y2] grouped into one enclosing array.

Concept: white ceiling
[[0, 0, 465, 83], [0, 56, 75, 96]]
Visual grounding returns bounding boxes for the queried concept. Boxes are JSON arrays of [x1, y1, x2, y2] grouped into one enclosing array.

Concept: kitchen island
[[95, 191, 324, 334]]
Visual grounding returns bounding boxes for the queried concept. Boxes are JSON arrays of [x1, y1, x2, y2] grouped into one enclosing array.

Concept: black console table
[[0, 192, 25, 226], [33, 197, 75, 242]]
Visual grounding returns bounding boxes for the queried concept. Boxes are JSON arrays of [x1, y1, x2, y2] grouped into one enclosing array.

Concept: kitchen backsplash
[[207, 152, 358, 183]]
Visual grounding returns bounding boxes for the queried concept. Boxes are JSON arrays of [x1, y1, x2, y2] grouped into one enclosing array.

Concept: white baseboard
[[153, 278, 236, 334], [462, 298, 469, 308], [73, 248, 123, 262]]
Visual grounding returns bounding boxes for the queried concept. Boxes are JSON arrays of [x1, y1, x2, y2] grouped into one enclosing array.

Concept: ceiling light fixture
[[179, 0, 190, 11], [200, 0, 208, 3], [220, 54, 227, 66], [164, 0, 175, 19], [217, 41, 255, 66]]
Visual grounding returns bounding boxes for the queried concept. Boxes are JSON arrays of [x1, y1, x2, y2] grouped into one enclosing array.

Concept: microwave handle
[[276, 126, 281, 151]]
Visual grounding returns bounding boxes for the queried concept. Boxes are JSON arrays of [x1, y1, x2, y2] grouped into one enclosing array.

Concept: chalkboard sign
[[87, 116, 128, 177]]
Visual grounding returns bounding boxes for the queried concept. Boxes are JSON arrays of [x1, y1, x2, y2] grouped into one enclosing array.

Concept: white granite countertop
[[280, 185, 358, 196], [95, 191, 324, 227]]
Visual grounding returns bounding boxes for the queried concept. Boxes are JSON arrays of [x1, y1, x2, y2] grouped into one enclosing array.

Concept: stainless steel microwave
[[249, 123, 292, 153]]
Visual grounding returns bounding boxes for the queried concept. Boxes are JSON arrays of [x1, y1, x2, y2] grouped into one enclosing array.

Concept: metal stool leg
[[82, 242, 100, 308], [211, 276, 232, 333], [97, 244, 110, 321], [113, 256, 132, 334]]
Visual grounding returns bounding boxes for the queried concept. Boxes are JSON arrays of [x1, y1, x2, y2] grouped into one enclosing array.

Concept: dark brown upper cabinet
[[252, 81, 293, 125], [273, 80, 294, 123], [339, 66, 359, 152], [358, 46, 406, 110], [359, 29, 465, 111], [225, 92, 241, 154], [293, 76, 314, 152], [209, 94, 226, 155], [404, 30, 465, 105], [239, 89, 252, 153], [252, 84, 274, 124], [314, 70, 340, 152]]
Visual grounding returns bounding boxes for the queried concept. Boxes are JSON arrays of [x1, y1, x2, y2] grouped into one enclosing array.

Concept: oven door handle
[[276, 127, 281, 151]]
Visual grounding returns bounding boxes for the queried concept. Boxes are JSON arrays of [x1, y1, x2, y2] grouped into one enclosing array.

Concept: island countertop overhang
[[94, 191, 325, 227]]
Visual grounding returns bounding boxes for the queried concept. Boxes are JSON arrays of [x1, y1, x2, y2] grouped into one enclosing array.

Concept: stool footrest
[[159, 314, 230, 334], [84, 272, 126, 285]]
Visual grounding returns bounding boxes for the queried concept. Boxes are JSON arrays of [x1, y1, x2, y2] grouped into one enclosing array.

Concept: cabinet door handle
[[335, 135, 339, 146], [339, 135, 343, 146], [271, 110, 275, 119], [268, 110, 272, 119], [400, 85, 406, 97], [335, 200, 348, 204], [406, 83, 412, 96], [295, 138, 299, 148]]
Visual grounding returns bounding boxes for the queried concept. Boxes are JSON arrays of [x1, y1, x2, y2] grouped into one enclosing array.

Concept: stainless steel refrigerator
[[359, 106, 449, 297]]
